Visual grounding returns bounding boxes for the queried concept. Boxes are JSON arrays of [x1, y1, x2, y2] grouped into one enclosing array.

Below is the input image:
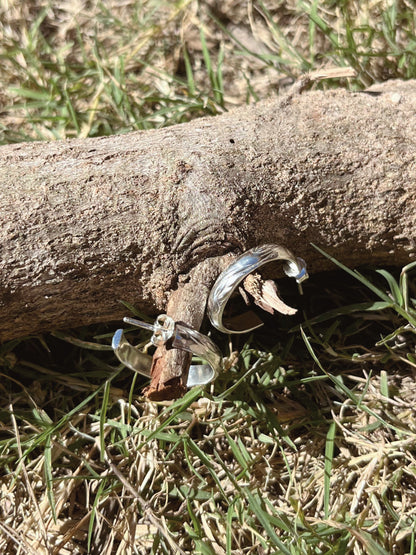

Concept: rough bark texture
[[1, 79, 415, 341]]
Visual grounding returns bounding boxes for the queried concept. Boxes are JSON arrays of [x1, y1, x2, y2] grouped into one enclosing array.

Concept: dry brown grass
[[2, 0, 415, 142], [2, 371, 416, 554], [1, 267, 416, 553]]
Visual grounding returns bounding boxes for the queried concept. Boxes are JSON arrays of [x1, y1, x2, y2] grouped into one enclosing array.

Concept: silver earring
[[112, 314, 223, 387]]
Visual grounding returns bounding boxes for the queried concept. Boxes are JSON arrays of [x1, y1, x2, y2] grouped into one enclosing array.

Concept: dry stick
[[281, 66, 357, 106], [52, 511, 94, 555], [143, 255, 233, 401], [1, 77, 415, 341]]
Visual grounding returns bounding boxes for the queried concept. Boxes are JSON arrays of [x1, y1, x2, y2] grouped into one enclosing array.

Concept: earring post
[[123, 316, 155, 332]]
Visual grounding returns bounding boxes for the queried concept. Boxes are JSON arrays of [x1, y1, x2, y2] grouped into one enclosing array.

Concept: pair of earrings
[[112, 244, 308, 387]]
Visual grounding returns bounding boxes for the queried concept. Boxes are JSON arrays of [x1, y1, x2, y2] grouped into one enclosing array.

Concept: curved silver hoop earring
[[207, 244, 308, 334]]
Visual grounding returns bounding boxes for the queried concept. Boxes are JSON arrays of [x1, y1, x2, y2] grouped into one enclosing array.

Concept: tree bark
[[1, 79, 415, 341]]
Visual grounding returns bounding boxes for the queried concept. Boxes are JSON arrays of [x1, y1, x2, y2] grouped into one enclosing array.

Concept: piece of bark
[[242, 273, 297, 316], [142, 343, 190, 402], [0, 79, 415, 341]]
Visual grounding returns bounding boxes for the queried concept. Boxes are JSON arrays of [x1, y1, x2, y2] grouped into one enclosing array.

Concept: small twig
[[309, 66, 357, 81], [52, 511, 94, 555], [280, 66, 356, 107]]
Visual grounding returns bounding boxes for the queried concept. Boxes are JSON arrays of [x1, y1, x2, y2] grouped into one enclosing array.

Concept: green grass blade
[[200, 28, 213, 83], [194, 540, 216, 555], [20, 372, 122, 460], [294, 301, 393, 329], [87, 478, 108, 552], [208, 10, 273, 68], [127, 371, 139, 425], [297, 0, 340, 49], [244, 489, 292, 554], [186, 438, 227, 499], [44, 433, 56, 522], [99, 380, 111, 461], [311, 244, 392, 303], [183, 47, 196, 96], [138, 387, 203, 448], [324, 421, 336, 519], [300, 326, 404, 434], [8, 87, 50, 100], [312, 244, 416, 326], [410, 517, 416, 555], [355, 530, 390, 555], [186, 498, 202, 537], [400, 261, 416, 313], [223, 429, 250, 477], [257, 0, 310, 68], [376, 269, 403, 306], [226, 503, 235, 555], [380, 370, 389, 398], [215, 42, 225, 105]]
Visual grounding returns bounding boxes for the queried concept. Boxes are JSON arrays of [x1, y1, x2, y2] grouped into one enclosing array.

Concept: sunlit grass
[[1, 1, 416, 143], [1, 0, 416, 553]]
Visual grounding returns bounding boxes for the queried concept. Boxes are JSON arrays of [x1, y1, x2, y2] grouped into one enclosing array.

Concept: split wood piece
[[142, 255, 234, 401], [143, 342, 190, 402], [240, 273, 297, 316]]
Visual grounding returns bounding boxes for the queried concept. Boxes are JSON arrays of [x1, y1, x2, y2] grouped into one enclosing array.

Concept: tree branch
[[0, 79, 415, 341]]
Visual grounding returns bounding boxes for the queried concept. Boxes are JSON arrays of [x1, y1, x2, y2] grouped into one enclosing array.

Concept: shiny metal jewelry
[[207, 244, 308, 334], [112, 314, 223, 387]]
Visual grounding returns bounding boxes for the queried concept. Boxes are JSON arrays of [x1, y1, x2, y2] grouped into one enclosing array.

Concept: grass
[[1, 0, 416, 553], [1, 0, 416, 143], [1, 257, 415, 553]]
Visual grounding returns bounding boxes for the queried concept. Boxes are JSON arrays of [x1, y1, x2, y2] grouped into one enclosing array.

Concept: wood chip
[[241, 273, 297, 316]]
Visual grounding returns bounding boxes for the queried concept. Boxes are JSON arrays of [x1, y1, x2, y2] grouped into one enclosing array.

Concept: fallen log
[[1, 79, 415, 344]]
